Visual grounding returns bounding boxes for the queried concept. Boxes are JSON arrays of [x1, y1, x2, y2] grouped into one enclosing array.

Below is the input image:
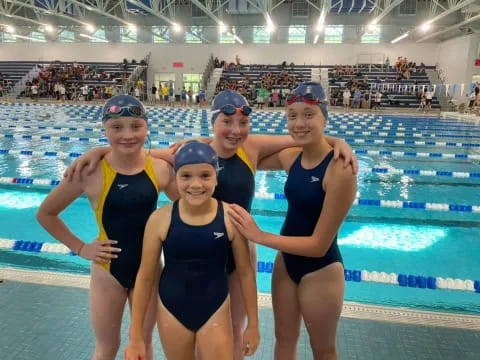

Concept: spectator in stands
[[198, 88, 206, 107], [362, 90, 370, 109], [373, 91, 382, 111], [418, 91, 426, 112], [187, 86, 194, 106], [425, 88, 434, 113], [31, 83, 38, 101], [168, 84, 175, 107], [235, 55, 241, 66], [180, 86, 187, 107], [342, 88, 351, 110], [150, 84, 157, 104], [161, 83, 169, 104], [134, 86, 141, 100], [468, 91, 476, 108], [352, 88, 362, 109], [418, 62, 426, 72]]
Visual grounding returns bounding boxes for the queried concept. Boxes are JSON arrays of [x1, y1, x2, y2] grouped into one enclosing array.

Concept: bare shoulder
[[148, 203, 173, 240], [151, 202, 173, 222], [279, 147, 302, 172], [325, 158, 357, 188], [222, 202, 236, 242], [151, 157, 174, 186]]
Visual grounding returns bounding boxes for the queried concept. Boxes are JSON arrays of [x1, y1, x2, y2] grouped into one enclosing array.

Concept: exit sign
[[173, 62, 184, 68]]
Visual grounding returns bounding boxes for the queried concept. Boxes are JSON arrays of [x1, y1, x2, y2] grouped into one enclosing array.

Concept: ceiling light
[[44, 24, 54, 33], [391, 32, 409, 44], [420, 22, 431, 32], [172, 22, 182, 33], [6, 25, 15, 33], [85, 23, 95, 33]]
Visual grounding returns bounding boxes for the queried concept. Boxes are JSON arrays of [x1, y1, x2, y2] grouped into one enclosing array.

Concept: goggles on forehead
[[102, 105, 146, 121], [212, 104, 252, 117], [286, 93, 328, 106]]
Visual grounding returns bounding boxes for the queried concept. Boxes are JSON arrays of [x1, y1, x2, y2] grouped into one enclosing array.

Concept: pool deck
[[1, 268, 479, 360]]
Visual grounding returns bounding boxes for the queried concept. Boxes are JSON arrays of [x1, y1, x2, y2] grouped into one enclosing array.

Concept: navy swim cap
[[211, 90, 250, 125], [102, 95, 147, 123], [289, 82, 328, 120], [174, 141, 218, 172]]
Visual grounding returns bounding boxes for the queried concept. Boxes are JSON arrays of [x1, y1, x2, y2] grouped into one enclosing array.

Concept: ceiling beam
[[372, 0, 404, 24], [417, 12, 480, 42]]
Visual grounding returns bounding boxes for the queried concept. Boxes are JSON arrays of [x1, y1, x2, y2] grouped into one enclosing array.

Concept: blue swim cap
[[289, 82, 328, 120], [211, 90, 250, 125], [102, 95, 147, 123], [174, 141, 218, 172]]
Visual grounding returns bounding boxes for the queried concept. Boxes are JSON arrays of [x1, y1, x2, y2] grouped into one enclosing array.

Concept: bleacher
[[328, 65, 441, 109], [36, 61, 138, 86], [218, 64, 316, 93], [0, 61, 37, 94]]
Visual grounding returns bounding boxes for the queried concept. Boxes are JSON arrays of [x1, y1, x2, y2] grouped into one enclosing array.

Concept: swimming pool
[[0, 103, 479, 315]]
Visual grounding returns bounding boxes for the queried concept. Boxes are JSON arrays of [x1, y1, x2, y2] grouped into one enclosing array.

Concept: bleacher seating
[[328, 65, 440, 109], [0, 61, 37, 93]]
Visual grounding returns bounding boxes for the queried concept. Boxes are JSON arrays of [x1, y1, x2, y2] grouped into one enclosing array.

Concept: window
[[288, 26, 306, 44], [1, 32, 16, 43], [186, 26, 202, 44], [121, 26, 137, 43], [59, 28, 75, 42], [30, 31, 47, 42], [361, 26, 381, 44], [253, 26, 270, 44], [324, 25, 343, 44], [219, 28, 235, 44], [91, 27, 107, 42], [153, 26, 169, 43], [292, 1, 309, 18]]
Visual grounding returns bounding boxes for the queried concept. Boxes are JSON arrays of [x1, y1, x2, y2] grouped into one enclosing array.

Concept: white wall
[[0, 42, 439, 85], [436, 34, 480, 101]]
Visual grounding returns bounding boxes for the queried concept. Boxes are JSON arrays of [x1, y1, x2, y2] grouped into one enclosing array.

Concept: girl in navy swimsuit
[[229, 82, 357, 359], [125, 142, 259, 360]]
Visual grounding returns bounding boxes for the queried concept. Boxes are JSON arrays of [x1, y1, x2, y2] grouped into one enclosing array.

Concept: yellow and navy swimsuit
[[212, 147, 255, 273], [95, 156, 159, 289]]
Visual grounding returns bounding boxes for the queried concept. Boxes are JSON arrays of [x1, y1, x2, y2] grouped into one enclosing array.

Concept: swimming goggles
[[286, 93, 328, 106], [213, 104, 253, 116], [102, 105, 147, 120]]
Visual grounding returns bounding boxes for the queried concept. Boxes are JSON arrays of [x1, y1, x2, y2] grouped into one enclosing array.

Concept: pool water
[[0, 104, 479, 315]]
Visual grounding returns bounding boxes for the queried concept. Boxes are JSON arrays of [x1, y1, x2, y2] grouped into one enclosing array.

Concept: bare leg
[[196, 297, 233, 360], [229, 242, 257, 360], [127, 285, 159, 360], [90, 263, 128, 360], [298, 263, 344, 360], [272, 254, 301, 360], [157, 300, 195, 360]]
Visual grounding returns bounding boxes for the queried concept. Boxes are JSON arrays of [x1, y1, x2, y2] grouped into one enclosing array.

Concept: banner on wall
[[445, 84, 450, 95], [461, 83, 465, 96]]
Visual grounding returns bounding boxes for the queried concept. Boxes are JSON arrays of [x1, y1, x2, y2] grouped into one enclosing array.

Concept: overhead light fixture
[[265, 14, 276, 33], [172, 22, 182, 33], [420, 22, 431, 32], [316, 23, 324, 32], [84, 23, 95, 33], [313, 34, 320, 44], [5, 25, 15, 33], [391, 32, 409, 44], [127, 23, 137, 32], [316, 9, 326, 33], [218, 21, 228, 33], [44, 24, 55, 33], [367, 23, 378, 32]]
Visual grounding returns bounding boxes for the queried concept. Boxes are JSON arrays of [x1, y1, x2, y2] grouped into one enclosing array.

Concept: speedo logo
[[117, 184, 129, 190], [310, 176, 320, 183], [213, 232, 224, 239]]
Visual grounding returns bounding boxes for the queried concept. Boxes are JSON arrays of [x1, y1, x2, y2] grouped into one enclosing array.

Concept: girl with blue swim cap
[[228, 82, 357, 359], [38, 95, 178, 360], [66, 88, 357, 360], [126, 141, 259, 360]]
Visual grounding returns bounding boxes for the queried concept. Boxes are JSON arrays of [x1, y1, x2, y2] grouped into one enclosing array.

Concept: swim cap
[[288, 82, 328, 120], [102, 95, 147, 123], [174, 141, 218, 172], [211, 90, 250, 125]]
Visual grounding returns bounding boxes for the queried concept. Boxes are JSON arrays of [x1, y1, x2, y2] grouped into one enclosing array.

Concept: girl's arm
[[36, 175, 120, 262], [252, 134, 358, 173], [126, 208, 167, 360], [227, 205, 260, 356], [228, 161, 357, 257]]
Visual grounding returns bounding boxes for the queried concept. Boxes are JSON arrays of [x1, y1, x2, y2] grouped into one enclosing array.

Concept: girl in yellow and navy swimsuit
[[95, 156, 159, 288], [37, 95, 166, 360]]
